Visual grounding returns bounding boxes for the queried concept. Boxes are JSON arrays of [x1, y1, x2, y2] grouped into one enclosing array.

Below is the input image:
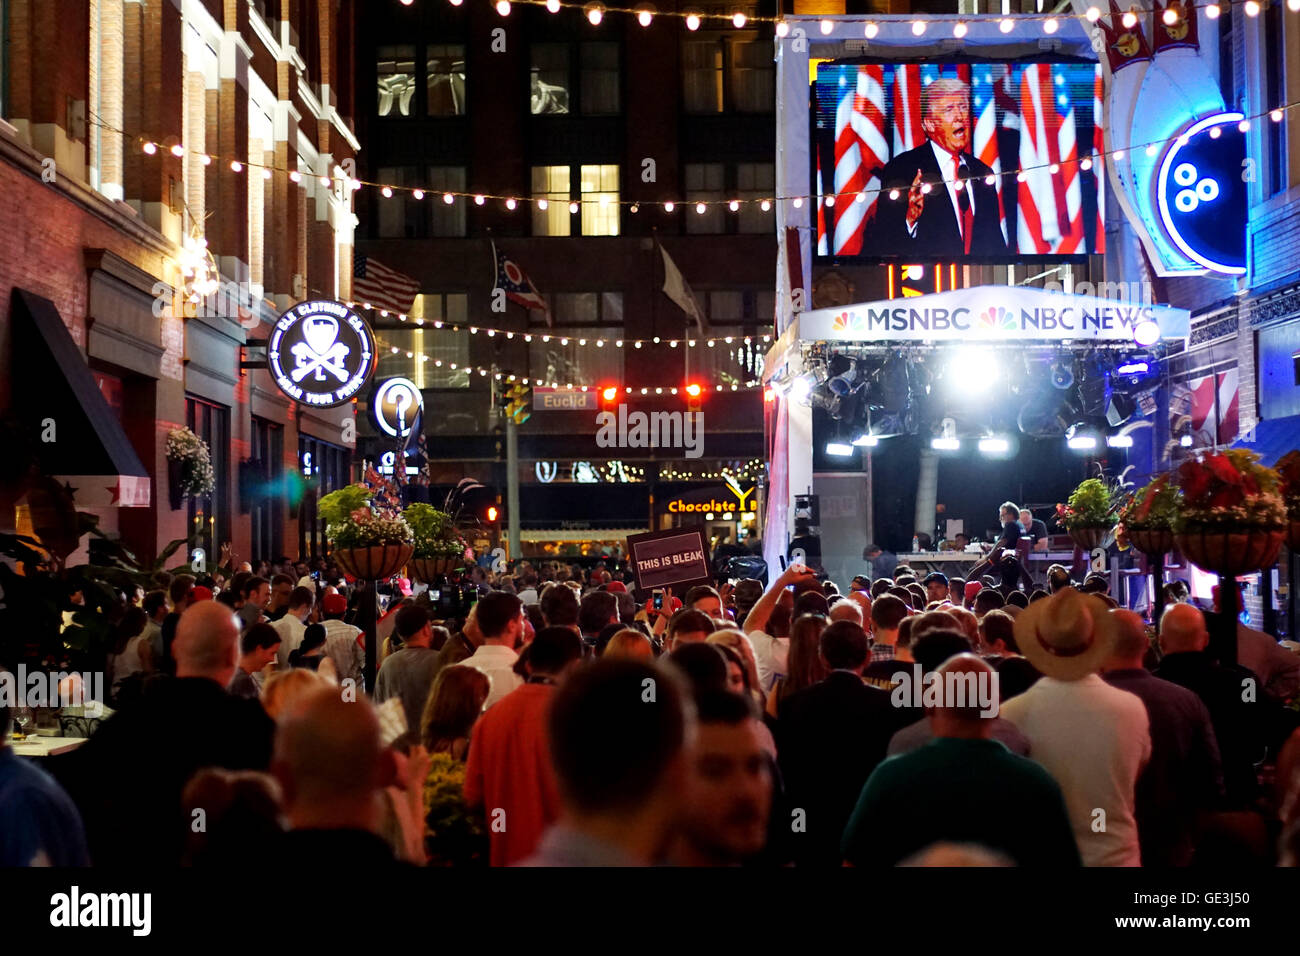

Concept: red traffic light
[[601, 386, 619, 402], [486, 506, 499, 522], [685, 383, 702, 398]]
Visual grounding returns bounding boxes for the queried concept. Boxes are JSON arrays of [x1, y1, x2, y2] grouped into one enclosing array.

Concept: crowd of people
[[3, 548, 1300, 868]]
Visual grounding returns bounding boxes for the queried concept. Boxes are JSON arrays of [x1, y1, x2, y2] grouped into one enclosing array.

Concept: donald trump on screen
[[871, 78, 1008, 258]]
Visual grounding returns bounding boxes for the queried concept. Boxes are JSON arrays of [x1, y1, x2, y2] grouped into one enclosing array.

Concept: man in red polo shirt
[[464, 625, 584, 866]]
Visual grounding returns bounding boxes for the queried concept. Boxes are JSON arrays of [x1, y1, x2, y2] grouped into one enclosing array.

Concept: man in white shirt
[[463, 591, 526, 710], [319, 592, 364, 688], [273, 586, 315, 669], [1000, 589, 1151, 866], [739, 564, 818, 692]]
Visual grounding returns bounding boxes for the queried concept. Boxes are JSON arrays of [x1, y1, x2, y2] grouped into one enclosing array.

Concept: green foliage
[[317, 484, 413, 549], [1056, 477, 1118, 529], [404, 503, 465, 559], [1119, 474, 1181, 531], [317, 484, 375, 528]]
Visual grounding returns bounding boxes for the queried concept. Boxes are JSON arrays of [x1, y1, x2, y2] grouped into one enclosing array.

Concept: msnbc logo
[[832, 311, 864, 333], [979, 307, 1016, 331]]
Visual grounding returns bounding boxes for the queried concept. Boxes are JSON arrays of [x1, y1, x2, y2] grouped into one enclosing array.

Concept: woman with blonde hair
[[260, 667, 333, 720], [603, 628, 655, 660], [766, 614, 829, 719], [707, 629, 763, 704]]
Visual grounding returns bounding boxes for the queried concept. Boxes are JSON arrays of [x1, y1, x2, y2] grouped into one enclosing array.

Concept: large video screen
[[812, 60, 1106, 263]]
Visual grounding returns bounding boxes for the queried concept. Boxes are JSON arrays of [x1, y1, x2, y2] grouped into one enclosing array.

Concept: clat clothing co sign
[[268, 300, 376, 407], [799, 285, 1190, 343]]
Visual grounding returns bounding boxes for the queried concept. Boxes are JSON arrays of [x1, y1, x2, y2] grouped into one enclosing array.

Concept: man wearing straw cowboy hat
[[1000, 589, 1151, 866]]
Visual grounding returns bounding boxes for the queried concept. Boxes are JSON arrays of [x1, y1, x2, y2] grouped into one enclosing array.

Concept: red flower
[[1205, 453, 1243, 487]]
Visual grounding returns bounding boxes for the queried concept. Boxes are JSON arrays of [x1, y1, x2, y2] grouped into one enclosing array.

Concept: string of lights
[[397, 0, 1300, 30], [659, 458, 765, 481], [360, 307, 774, 349], [103, 94, 1299, 215], [370, 332, 764, 390]]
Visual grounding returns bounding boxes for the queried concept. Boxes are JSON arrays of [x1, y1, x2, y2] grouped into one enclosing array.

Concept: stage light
[[826, 441, 854, 457], [978, 437, 1010, 454], [949, 349, 997, 392], [852, 433, 879, 447], [1116, 359, 1150, 377], [1132, 319, 1160, 346], [1107, 434, 1134, 448], [791, 374, 815, 403], [827, 355, 859, 396], [931, 437, 961, 451], [1066, 423, 1099, 451], [1050, 360, 1075, 390], [1180, 434, 1193, 447]]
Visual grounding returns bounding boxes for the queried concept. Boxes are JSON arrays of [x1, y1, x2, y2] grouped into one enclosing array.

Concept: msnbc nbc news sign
[[798, 286, 1190, 343]]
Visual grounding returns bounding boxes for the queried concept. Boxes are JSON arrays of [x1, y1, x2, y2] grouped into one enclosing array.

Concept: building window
[[298, 435, 350, 560], [249, 418, 284, 564], [428, 166, 467, 236], [532, 165, 572, 236], [426, 45, 466, 116], [687, 319, 766, 385], [376, 294, 471, 388], [580, 165, 620, 235], [89, 0, 126, 200], [682, 34, 773, 114], [376, 166, 424, 238], [186, 396, 230, 568], [580, 42, 620, 115], [686, 163, 726, 234], [526, 295, 624, 385], [736, 162, 775, 234], [377, 45, 417, 117], [1264, 3, 1286, 196], [531, 43, 570, 114]]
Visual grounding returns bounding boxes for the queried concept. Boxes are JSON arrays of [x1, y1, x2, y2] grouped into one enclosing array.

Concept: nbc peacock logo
[[832, 311, 864, 333], [978, 306, 1016, 332]]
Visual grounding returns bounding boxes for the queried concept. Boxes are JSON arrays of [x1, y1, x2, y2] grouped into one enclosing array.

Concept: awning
[[12, 289, 150, 507], [1232, 415, 1300, 467], [520, 528, 648, 543]]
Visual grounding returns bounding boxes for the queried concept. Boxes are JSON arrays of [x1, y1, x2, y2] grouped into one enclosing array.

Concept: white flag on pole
[[659, 243, 708, 334]]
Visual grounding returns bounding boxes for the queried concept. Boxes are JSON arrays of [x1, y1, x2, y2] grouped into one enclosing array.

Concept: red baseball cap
[[322, 593, 348, 616], [191, 586, 213, 602], [964, 580, 983, 604], [606, 581, 627, 593]]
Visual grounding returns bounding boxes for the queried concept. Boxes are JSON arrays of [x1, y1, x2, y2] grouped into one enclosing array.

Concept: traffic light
[[685, 382, 703, 413], [600, 385, 620, 404], [486, 505, 499, 523], [506, 383, 531, 425]]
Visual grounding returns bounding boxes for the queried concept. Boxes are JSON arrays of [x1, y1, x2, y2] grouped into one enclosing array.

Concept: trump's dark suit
[[872, 141, 1008, 258]]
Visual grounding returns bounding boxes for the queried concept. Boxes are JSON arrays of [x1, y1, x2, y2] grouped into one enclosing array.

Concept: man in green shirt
[[841, 654, 1080, 867]]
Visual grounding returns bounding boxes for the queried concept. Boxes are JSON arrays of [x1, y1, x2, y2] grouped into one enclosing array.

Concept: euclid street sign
[[532, 386, 598, 411], [268, 300, 376, 407]]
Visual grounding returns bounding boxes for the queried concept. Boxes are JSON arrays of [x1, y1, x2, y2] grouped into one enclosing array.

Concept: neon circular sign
[[372, 377, 424, 440], [1156, 112, 1247, 275], [268, 300, 376, 407]]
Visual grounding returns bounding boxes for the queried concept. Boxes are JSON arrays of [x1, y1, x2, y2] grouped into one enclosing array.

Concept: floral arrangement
[[403, 503, 469, 559], [165, 427, 215, 497], [1174, 449, 1286, 532], [1119, 473, 1181, 531], [317, 483, 413, 550], [1055, 477, 1121, 530], [1276, 450, 1300, 523], [423, 751, 488, 867]]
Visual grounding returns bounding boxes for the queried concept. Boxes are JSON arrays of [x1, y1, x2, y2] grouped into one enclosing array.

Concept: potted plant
[[1173, 449, 1286, 576], [1055, 477, 1119, 551], [165, 427, 215, 509], [1118, 473, 1180, 557], [404, 502, 469, 582], [317, 483, 414, 580], [1275, 450, 1300, 552]]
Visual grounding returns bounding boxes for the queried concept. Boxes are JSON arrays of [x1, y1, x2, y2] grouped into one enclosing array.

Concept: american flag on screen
[[352, 255, 420, 316], [1093, 65, 1107, 253], [831, 65, 887, 255], [1016, 64, 1084, 254], [492, 241, 552, 326], [972, 64, 1011, 246], [892, 64, 924, 155]]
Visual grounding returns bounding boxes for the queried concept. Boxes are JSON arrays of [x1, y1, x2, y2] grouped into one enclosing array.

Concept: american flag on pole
[[492, 241, 552, 326], [352, 255, 420, 315], [832, 65, 888, 256], [1190, 371, 1239, 446], [1016, 64, 1084, 254]]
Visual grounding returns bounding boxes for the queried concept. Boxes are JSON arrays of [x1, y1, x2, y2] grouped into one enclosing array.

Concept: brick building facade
[[0, 0, 360, 567]]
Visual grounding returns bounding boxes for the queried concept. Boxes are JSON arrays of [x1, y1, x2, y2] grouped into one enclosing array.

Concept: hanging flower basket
[[1174, 528, 1284, 577], [1068, 526, 1110, 551], [1127, 528, 1174, 558], [334, 543, 414, 581], [410, 555, 461, 582], [165, 427, 215, 508]]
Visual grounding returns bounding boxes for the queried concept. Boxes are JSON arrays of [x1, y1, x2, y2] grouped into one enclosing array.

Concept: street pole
[[506, 415, 521, 558]]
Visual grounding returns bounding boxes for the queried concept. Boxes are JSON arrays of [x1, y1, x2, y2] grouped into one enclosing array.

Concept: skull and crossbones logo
[[290, 316, 351, 383]]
